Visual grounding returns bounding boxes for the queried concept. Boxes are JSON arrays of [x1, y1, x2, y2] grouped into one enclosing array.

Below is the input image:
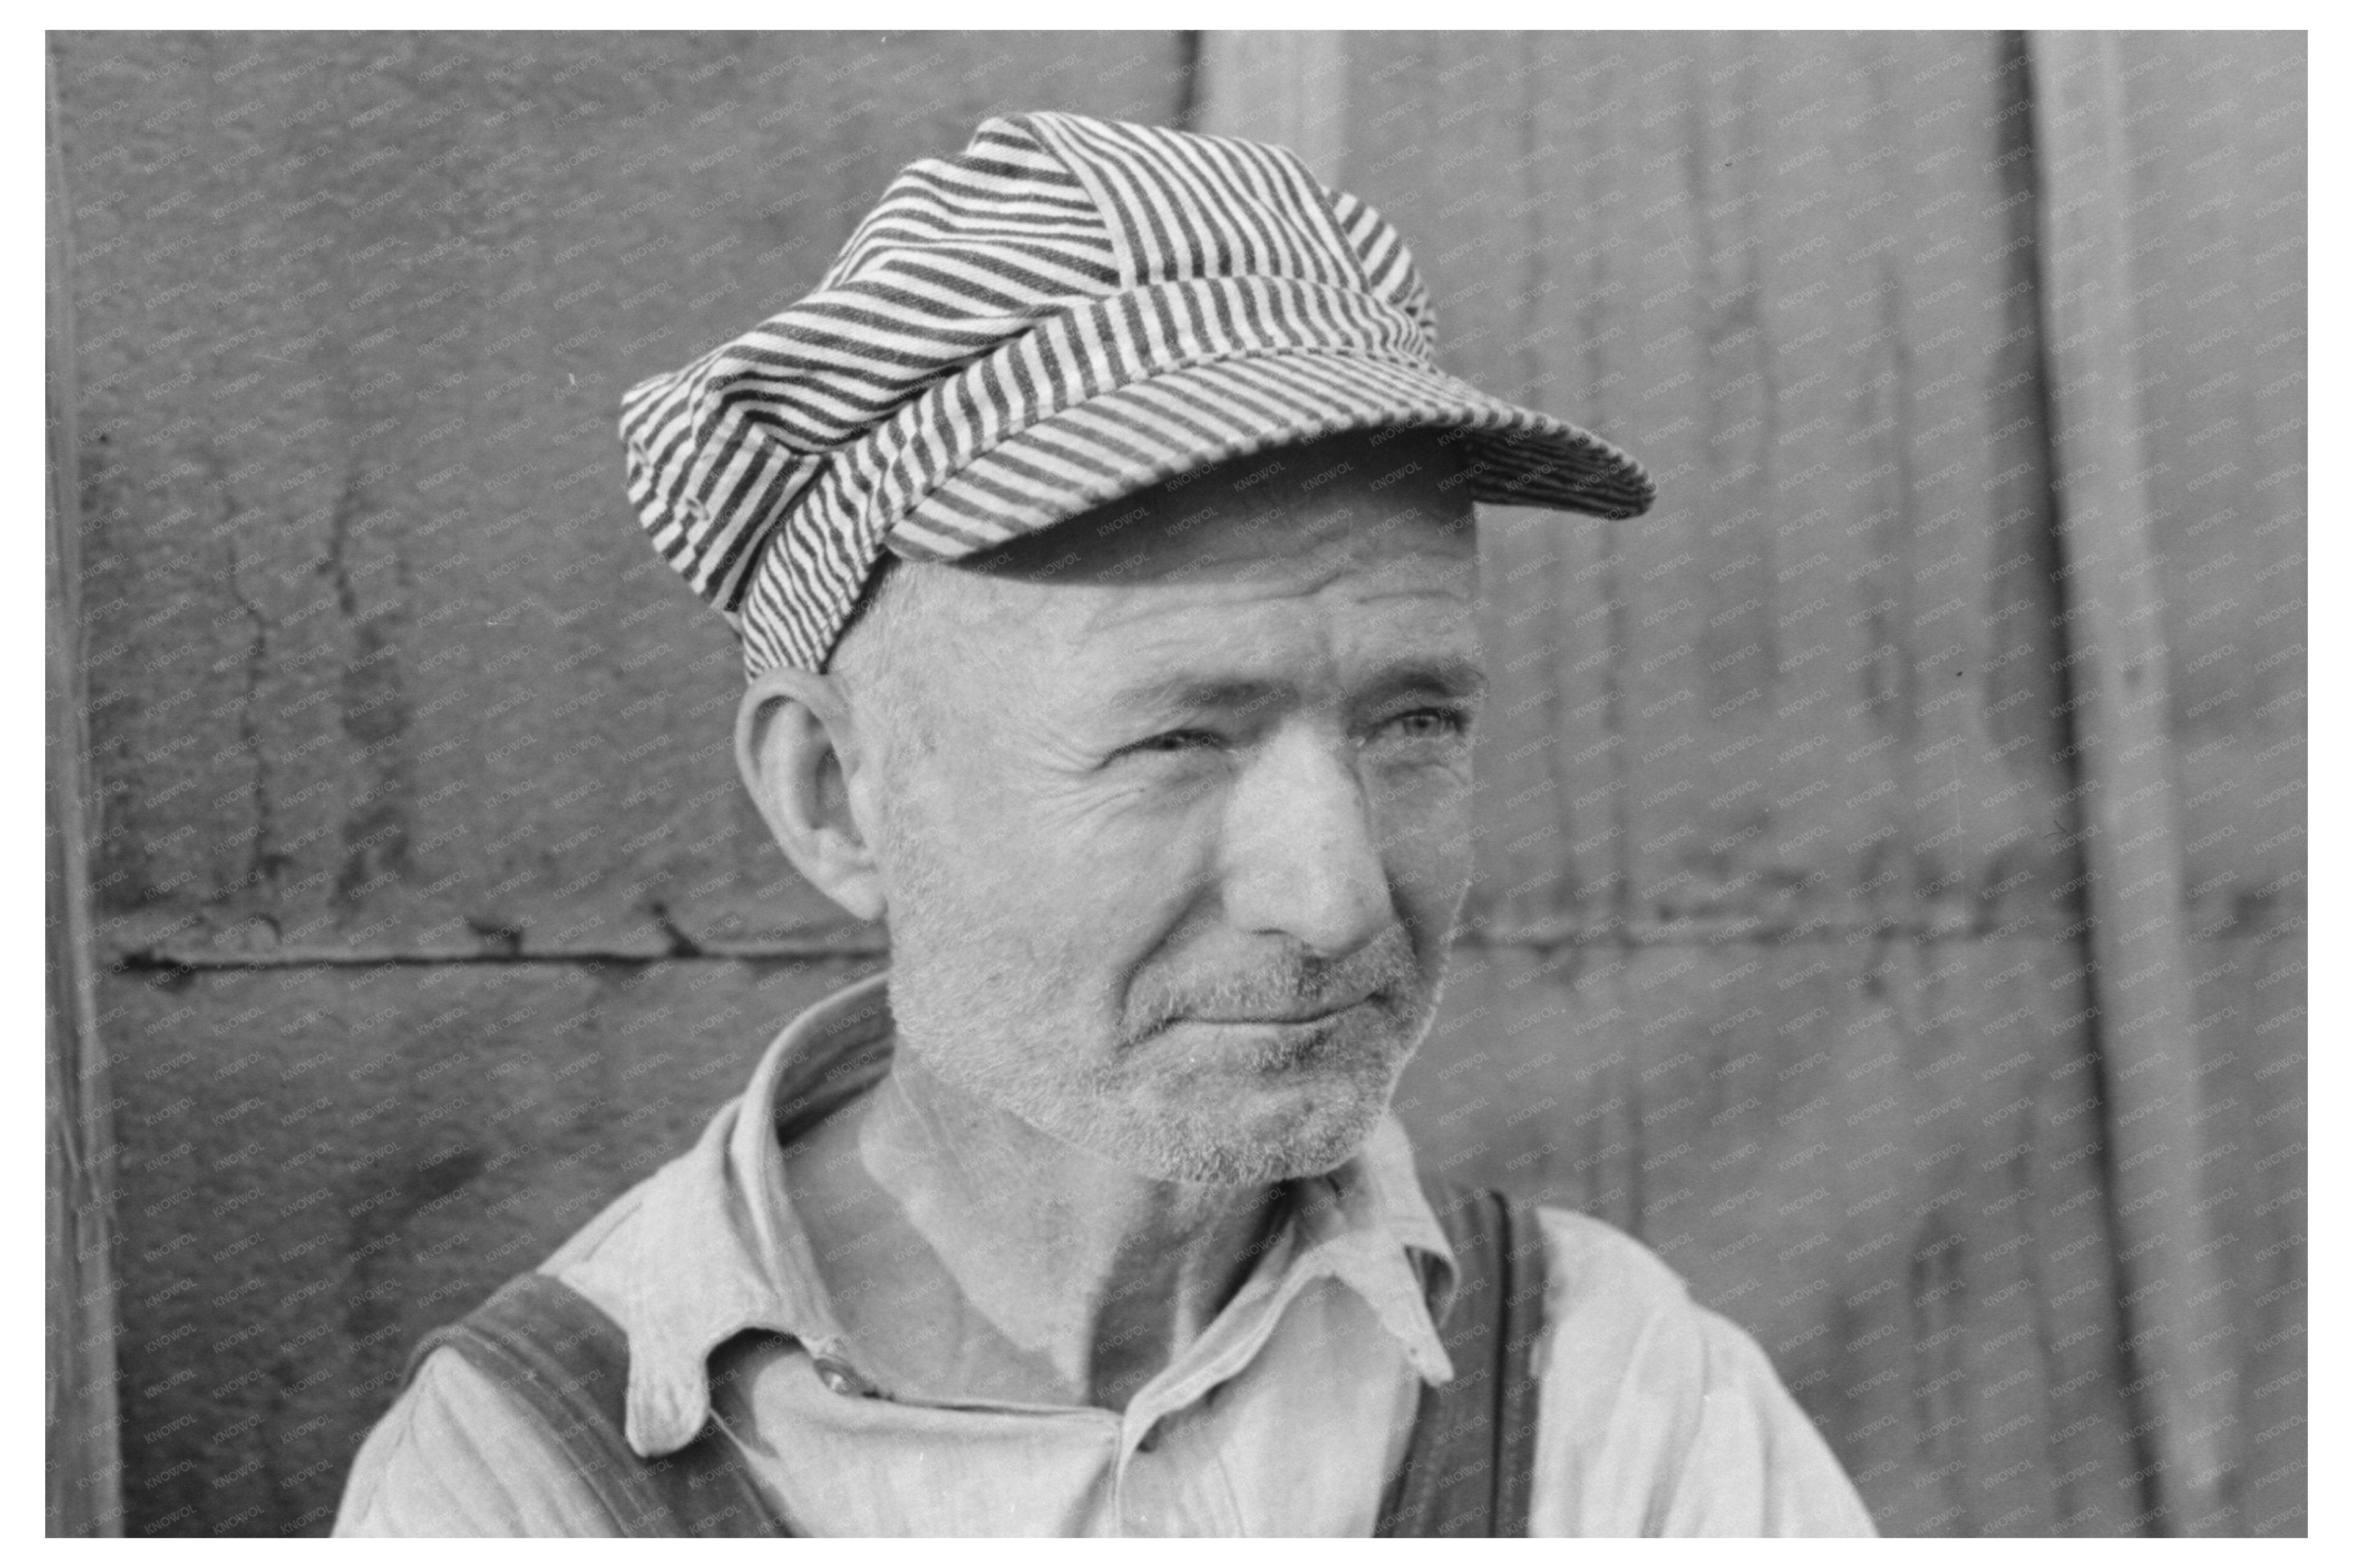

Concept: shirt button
[[811, 1355, 879, 1398]]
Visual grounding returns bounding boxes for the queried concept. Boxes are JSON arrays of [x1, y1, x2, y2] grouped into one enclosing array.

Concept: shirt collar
[[573, 971, 1458, 1456]]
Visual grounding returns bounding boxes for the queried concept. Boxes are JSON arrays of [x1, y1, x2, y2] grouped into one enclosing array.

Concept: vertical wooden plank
[[2109, 32, 2306, 1534], [46, 40, 124, 1537], [1194, 31, 1348, 178], [2026, 31, 2232, 1533]]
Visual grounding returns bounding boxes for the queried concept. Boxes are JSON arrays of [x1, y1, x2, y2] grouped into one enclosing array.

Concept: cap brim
[[880, 348, 1656, 562]]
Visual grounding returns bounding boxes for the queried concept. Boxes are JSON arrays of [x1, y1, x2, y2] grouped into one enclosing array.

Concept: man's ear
[[735, 666, 888, 923]]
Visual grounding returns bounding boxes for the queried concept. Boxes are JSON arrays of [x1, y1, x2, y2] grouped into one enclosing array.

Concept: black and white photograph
[[43, 21, 2309, 1539]]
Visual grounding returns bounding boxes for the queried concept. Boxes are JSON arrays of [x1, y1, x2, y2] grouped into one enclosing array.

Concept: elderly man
[[336, 111, 1873, 1537]]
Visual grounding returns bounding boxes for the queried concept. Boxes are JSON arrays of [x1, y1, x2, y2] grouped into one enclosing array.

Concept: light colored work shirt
[[336, 974, 1874, 1537]]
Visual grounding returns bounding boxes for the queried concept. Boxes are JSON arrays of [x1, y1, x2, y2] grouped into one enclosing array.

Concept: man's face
[[857, 430, 1484, 1185]]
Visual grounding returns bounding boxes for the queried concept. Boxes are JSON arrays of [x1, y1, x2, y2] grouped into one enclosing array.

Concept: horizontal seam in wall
[[107, 922, 2121, 972]]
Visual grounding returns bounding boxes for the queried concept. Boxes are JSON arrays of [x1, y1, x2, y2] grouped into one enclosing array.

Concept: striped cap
[[620, 111, 1654, 676]]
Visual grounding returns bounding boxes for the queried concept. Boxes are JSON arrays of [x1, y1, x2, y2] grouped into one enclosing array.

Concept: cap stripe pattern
[[620, 111, 1655, 675]]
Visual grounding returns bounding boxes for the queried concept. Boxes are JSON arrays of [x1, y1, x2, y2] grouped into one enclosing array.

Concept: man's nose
[[1217, 727, 1396, 957]]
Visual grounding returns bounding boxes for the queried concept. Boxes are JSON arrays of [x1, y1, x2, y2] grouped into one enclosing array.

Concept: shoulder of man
[[333, 1341, 623, 1536], [332, 1112, 733, 1537], [1526, 1203, 1877, 1537]]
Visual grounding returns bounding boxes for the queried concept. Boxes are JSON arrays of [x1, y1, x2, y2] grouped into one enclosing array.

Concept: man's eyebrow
[[1365, 655, 1489, 703]]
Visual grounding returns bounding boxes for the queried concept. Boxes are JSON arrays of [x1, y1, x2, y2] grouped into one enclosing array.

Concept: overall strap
[[404, 1272, 790, 1537], [1373, 1187, 1547, 1537]]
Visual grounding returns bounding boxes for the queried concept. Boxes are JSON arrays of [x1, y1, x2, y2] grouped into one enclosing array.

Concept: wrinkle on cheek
[[918, 716, 1225, 903], [1023, 777, 1182, 847], [1057, 772, 1222, 893]]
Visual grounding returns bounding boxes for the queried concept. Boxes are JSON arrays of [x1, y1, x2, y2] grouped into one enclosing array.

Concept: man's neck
[[780, 1044, 1285, 1412]]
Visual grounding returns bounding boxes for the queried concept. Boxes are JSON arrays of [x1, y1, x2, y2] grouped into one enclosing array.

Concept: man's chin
[[1095, 1084, 1393, 1186]]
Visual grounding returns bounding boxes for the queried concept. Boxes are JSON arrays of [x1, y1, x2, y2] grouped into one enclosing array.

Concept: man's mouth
[[1184, 992, 1383, 1027]]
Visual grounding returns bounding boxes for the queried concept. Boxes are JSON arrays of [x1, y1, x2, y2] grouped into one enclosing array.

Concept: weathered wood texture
[[1195, 31, 1348, 180], [2029, 30, 2232, 1528], [2108, 31, 2305, 1534], [48, 54, 125, 1536], [57, 31, 1189, 964]]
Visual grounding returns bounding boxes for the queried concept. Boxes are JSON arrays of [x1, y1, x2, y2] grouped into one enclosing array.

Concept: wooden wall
[[49, 29, 2301, 1537]]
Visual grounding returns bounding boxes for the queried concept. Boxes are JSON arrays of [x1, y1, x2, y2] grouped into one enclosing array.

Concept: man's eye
[[1381, 709, 1468, 741], [1129, 728, 1221, 756]]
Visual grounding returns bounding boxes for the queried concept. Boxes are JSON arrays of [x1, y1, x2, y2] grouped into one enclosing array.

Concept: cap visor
[[881, 347, 1655, 562]]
